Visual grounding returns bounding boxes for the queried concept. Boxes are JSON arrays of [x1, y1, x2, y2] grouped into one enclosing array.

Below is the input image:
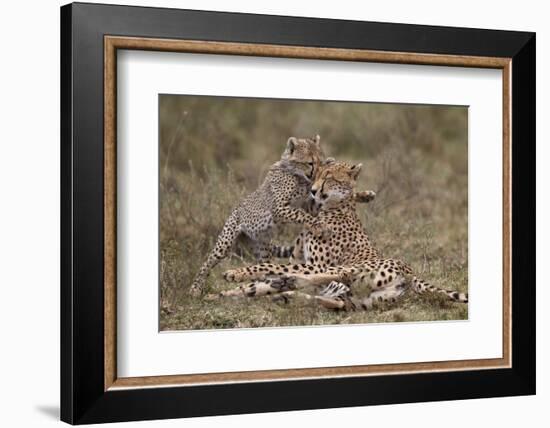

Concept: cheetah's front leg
[[222, 265, 273, 282], [223, 263, 321, 282]]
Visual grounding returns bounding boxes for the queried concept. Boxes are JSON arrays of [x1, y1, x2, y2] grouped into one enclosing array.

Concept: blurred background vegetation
[[159, 95, 468, 331]]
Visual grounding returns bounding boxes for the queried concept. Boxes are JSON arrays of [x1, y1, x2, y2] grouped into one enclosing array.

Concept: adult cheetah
[[189, 136, 375, 295], [217, 161, 468, 310]]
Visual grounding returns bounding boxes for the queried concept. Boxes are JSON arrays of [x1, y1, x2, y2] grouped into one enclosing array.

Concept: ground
[[159, 96, 468, 331]]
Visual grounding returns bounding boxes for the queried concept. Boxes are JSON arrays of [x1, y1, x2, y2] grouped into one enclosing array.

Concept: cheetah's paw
[[354, 190, 376, 203], [269, 275, 297, 291], [223, 269, 248, 282]]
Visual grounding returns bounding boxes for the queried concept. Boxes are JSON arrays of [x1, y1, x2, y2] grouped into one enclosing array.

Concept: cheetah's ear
[[313, 134, 321, 146], [286, 137, 297, 154], [349, 163, 363, 180], [324, 157, 335, 165]]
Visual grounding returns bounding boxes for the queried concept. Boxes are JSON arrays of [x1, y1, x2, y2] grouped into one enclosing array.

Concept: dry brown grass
[[159, 95, 468, 331]]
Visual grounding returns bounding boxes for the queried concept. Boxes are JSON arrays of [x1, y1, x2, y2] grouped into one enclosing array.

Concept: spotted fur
[[220, 161, 468, 309], [189, 135, 331, 295]]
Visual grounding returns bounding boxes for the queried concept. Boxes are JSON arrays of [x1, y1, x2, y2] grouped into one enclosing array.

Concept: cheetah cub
[[189, 135, 375, 295]]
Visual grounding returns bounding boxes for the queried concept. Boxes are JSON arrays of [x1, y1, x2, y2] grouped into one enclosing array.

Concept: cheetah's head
[[311, 161, 362, 210], [280, 135, 325, 180]]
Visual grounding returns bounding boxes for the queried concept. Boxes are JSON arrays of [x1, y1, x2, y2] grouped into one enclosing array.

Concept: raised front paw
[[354, 190, 376, 203], [269, 275, 297, 291]]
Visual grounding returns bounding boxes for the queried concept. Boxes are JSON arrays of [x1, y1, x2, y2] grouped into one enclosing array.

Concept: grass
[[159, 95, 468, 331]]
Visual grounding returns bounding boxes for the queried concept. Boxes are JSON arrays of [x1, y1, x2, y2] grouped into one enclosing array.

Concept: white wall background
[[0, 1, 545, 427]]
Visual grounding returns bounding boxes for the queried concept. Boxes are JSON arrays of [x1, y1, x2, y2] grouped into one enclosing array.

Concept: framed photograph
[[61, 2, 535, 424]]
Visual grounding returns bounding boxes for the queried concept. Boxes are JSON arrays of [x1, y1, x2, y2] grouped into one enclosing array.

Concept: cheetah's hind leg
[[359, 282, 409, 310], [314, 281, 356, 310], [189, 213, 241, 295], [206, 275, 298, 300], [314, 277, 411, 311], [273, 281, 355, 311]]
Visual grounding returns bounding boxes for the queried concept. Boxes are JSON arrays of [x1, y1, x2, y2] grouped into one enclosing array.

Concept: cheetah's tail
[[411, 277, 468, 303], [271, 245, 295, 259]]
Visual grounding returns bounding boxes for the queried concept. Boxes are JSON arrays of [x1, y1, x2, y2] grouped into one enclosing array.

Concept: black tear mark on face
[[307, 161, 315, 178]]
